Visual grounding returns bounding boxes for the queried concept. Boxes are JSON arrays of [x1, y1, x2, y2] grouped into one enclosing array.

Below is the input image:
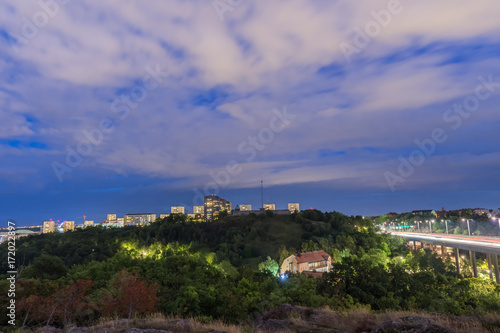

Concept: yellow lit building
[[204, 195, 231, 222], [240, 204, 252, 211], [264, 203, 275, 211], [63, 221, 75, 232], [42, 221, 55, 234], [124, 214, 156, 226], [171, 206, 185, 214], [288, 203, 300, 212]]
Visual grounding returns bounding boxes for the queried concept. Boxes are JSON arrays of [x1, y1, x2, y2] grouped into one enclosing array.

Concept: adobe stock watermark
[[385, 74, 500, 191], [52, 65, 169, 182], [191, 106, 296, 206], [212, 0, 244, 22], [339, 0, 415, 63], [9, 0, 71, 54]]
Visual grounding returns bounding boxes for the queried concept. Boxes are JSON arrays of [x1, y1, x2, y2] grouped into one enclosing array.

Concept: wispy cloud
[[1, 0, 500, 223]]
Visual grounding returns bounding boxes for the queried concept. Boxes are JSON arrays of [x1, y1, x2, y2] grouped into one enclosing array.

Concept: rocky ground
[[9, 304, 500, 333]]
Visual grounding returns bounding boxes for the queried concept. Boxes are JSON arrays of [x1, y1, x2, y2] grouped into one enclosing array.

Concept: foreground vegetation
[[1, 210, 499, 330], [20, 307, 500, 333]]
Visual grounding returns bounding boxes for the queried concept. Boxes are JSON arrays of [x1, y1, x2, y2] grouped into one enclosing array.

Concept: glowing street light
[[462, 219, 471, 236], [493, 217, 500, 235]]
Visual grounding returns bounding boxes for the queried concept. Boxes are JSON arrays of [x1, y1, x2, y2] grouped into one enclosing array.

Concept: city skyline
[[1, 1, 500, 227]]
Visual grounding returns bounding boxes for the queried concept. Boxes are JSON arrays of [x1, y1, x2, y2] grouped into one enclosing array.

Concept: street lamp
[[416, 221, 421, 233], [462, 219, 471, 236], [444, 219, 448, 234], [492, 217, 500, 236]]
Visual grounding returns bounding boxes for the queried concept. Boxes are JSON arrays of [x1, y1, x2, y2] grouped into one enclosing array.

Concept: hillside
[[1, 210, 500, 329]]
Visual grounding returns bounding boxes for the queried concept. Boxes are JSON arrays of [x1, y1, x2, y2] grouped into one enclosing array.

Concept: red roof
[[294, 250, 330, 263]]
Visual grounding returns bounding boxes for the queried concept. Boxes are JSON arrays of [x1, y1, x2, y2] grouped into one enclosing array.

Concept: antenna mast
[[261, 179, 264, 209]]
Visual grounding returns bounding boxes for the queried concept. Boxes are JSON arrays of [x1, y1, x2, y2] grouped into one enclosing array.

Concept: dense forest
[[1, 210, 499, 329]]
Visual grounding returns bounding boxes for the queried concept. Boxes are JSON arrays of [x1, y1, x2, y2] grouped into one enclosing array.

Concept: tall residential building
[[63, 221, 75, 232], [171, 206, 185, 214], [124, 214, 157, 226], [193, 206, 204, 215], [42, 221, 55, 234], [264, 203, 276, 211], [204, 195, 231, 222], [107, 214, 117, 221], [240, 204, 252, 211], [288, 203, 300, 212], [83, 220, 94, 227]]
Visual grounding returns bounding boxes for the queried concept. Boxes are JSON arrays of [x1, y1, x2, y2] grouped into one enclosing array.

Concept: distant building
[[473, 208, 489, 216], [107, 214, 117, 221], [263, 203, 275, 211], [280, 250, 332, 275], [240, 204, 252, 211], [412, 210, 437, 216], [0, 229, 39, 242], [193, 206, 204, 215], [63, 221, 75, 232], [42, 221, 55, 234], [171, 206, 185, 214], [124, 214, 157, 226], [102, 219, 124, 228], [160, 214, 169, 219], [83, 220, 94, 227], [204, 195, 231, 222], [232, 209, 291, 216], [436, 207, 447, 218], [288, 203, 300, 213]]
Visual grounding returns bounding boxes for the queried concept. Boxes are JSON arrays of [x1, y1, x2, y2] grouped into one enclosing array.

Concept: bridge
[[391, 232, 500, 283]]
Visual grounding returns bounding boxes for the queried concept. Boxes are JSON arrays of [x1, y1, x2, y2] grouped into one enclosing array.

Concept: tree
[[258, 256, 279, 276], [278, 245, 294, 266], [23, 253, 68, 280], [101, 270, 158, 319]]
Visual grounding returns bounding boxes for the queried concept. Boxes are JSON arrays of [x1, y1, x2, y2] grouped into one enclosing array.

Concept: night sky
[[1, 1, 500, 227]]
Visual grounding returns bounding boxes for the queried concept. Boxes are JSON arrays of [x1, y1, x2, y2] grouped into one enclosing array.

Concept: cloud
[[0, 0, 499, 201]]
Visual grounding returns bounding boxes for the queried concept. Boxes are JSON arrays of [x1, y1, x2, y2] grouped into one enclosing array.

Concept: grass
[[49, 307, 500, 333]]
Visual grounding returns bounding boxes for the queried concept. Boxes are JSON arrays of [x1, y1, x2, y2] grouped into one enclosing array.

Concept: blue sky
[[1, 1, 500, 226]]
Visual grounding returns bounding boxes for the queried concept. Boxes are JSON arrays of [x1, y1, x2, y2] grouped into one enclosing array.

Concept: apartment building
[[204, 195, 231, 222], [171, 206, 185, 214], [264, 203, 275, 210], [288, 203, 300, 213], [124, 213, 157, 226]]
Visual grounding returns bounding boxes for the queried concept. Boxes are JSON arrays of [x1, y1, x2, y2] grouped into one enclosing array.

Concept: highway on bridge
[[391, 232, 500, 256], [391, 232, 500, 281]]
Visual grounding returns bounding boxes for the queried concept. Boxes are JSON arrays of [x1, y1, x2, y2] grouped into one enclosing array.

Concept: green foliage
[[22, 253, 68, 280], [3, 210, 500, 328], [258, 256, 279, 276]]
